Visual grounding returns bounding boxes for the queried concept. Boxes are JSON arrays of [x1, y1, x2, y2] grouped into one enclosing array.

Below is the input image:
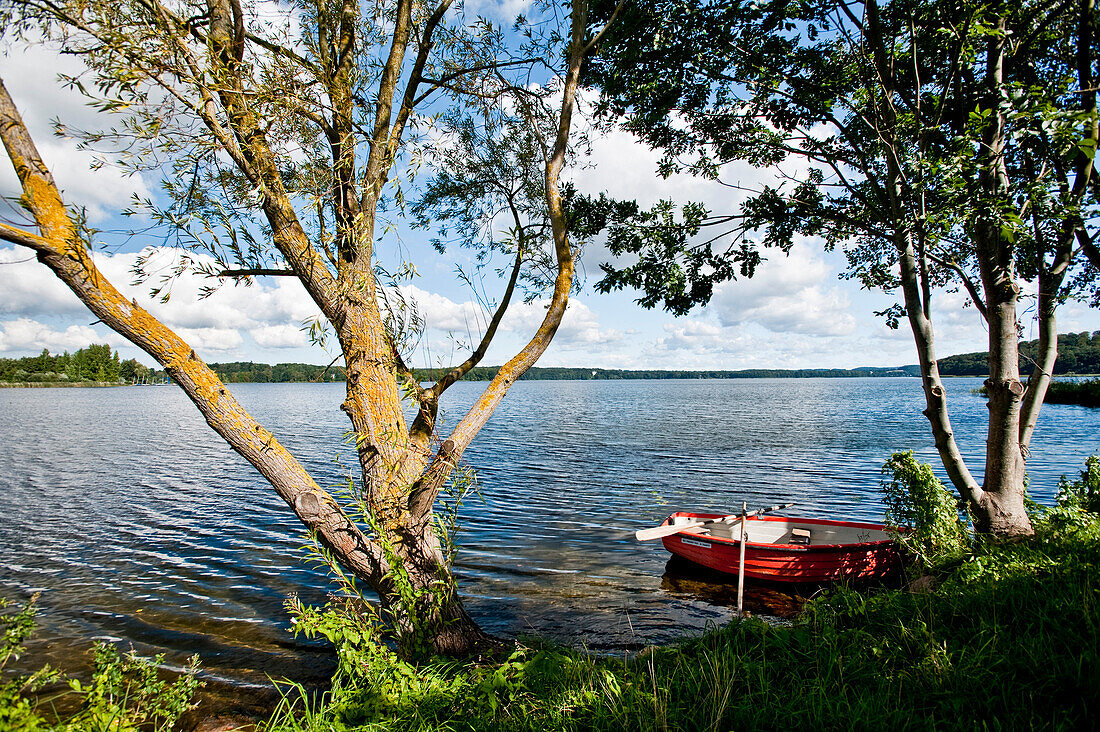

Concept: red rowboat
[[657, 511, 903, 583]]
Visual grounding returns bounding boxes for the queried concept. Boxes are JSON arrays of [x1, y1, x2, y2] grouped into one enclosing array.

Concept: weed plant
[[266, 458, 1100, 732], [880, 451, 971, 569], [0, 595, 201, 731]]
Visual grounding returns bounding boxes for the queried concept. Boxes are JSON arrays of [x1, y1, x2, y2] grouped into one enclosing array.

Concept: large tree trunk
[[978, 285, 1032, 536], [971, 9, 1032, 537]]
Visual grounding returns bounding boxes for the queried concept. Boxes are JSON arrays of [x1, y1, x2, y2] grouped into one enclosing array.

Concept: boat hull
[[659, 512, 903, 583]]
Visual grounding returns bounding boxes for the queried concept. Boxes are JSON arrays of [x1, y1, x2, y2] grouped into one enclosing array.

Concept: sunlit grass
[[263, 509, 1100, 732]]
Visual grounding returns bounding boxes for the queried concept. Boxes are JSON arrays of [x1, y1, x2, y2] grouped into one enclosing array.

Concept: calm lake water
[[1, 378, 1099, 690]]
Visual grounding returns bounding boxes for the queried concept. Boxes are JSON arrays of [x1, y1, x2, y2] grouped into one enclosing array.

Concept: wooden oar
[[634, 502, 795, 541]]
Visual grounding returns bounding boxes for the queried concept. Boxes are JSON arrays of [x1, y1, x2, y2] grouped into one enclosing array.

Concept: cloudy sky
[[2, 23, 1098, 372]]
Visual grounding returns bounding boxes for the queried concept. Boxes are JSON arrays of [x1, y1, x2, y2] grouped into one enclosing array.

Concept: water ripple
[[2, 379, 1099, 684]]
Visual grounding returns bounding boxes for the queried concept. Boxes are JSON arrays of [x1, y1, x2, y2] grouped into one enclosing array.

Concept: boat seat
[[790, 527, 811, 545]]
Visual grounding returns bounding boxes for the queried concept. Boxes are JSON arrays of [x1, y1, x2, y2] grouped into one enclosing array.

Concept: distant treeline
[[410, 365, 922, 381], [937, 331, 1100, 376], [0, 345, 149, 383], [206, 361, 346, 383], [197, 363, 922, 383], [7, 331, 1099, 385]]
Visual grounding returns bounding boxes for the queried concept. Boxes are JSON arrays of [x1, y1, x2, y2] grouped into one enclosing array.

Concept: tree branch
[[925, 249, 989, 319], [217, 267, 296, 277], [0, 74, 389, 585]]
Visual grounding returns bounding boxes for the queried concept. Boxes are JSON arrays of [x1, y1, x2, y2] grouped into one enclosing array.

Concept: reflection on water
[[659, 556, 813, 619], [1, 378, 1099, 692]]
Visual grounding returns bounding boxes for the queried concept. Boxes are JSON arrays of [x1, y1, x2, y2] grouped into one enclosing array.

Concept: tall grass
[[265, 509, 1100, 731]]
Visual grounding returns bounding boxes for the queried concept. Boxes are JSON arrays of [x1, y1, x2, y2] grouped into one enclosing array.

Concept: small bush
[[881, 451, 970, 568], [0, 597, 201, 732], [1057, 455, 1100, 513]]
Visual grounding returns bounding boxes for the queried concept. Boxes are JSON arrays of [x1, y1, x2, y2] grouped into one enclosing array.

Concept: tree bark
[[971, 10, 1032, 537], [897, 235, 984, 509], [0, 76, 390, 585], [1019, 256, 1067, 452]]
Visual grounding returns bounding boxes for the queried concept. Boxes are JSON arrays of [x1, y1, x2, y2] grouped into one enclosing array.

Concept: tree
[[0, 0, 621, 655], [588, 0, 1099, 536]]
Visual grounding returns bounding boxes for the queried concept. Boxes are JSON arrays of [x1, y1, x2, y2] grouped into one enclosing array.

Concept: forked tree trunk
[[978, 286, 1032, 536], [970, 9, 1032, 537], [0, 0, 604, 655]]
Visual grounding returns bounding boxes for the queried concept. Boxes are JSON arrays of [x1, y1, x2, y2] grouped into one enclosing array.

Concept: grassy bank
[[265, 508, 1099, 731], [0, 381, 127, 388], [4, 467, 1097, 731]]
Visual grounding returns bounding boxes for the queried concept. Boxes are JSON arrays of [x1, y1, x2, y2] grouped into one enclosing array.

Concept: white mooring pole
[[736, 500, 747, 617]]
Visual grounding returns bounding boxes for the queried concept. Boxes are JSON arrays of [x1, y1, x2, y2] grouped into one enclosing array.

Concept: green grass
[[264, 510, 1100, 732]]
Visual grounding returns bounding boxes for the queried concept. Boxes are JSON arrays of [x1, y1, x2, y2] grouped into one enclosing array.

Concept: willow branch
[[216, 267, 296, 277], [0, 74, 389, 585]]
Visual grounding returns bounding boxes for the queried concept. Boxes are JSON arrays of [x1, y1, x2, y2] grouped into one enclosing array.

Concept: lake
[[1, 378, 1098, 691]]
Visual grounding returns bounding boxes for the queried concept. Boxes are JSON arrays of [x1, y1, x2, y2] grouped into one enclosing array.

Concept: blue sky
[[2, 15, 1098, 371]]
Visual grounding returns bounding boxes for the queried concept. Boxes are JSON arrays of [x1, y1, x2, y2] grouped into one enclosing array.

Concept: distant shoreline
[[0, 381, 127, 388], [5, 371, 1100, 387]]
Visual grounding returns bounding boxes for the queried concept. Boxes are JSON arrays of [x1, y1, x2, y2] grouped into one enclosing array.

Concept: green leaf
[[1077, 137, 1097, 160]]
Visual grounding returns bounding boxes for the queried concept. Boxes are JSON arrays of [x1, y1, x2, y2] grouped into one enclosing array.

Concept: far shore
[[0, 381, 127, 388]]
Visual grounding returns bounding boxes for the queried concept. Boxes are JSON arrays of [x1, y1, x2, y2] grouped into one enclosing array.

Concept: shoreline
[[0, 381, 127, 388]]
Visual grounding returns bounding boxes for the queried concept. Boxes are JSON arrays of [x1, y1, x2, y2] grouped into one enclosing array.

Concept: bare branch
[[925, 249, 989, 319]]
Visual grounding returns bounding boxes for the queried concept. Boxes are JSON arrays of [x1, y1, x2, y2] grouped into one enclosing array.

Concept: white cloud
[[0, 318, 123, 355], [463, 0, 535, 23], [0, 245, 324, 358], [0, 248, 86, 316], [0, 39, 153, 221], [554, 299, 624, 348], [174, 327, 244, 352], [400, 284, 489, 334], [709, 243, 857, 337], [89, 247, 321, 333], [251, 323, 308, 349]]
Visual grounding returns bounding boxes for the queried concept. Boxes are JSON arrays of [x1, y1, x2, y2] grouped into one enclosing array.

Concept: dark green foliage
[[938, 331, 1100, 376], [1056, 455, 1100, 514], [204, 362, 346, 383], [584, 0, 1099, 322], [1045, 379, 1100, 407], [265, 509, 1100, 731], [881, 452, 970, 568], [0, 345, 139, 384]]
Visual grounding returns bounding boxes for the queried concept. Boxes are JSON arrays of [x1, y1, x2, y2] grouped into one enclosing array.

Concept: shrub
[[881, 451, 970, 568], [1057, 455, 1100, 514], [0, 596, 201, 731]]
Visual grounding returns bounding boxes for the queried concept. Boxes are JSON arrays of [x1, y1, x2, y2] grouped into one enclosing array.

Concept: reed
[[1045, 379, 1100, 408]]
